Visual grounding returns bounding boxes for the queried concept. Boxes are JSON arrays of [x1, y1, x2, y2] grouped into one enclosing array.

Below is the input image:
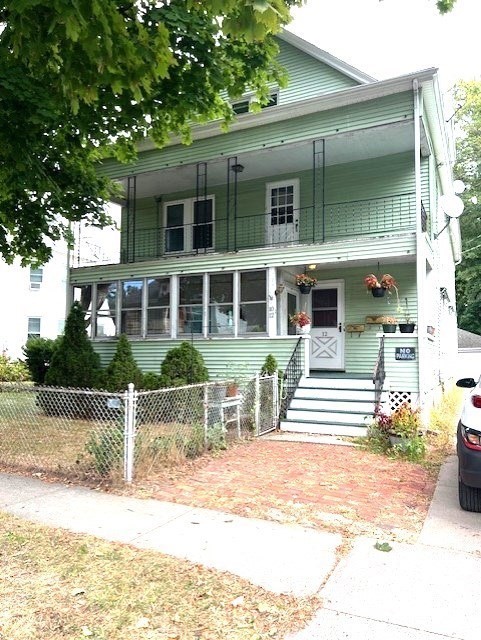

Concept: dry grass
[[0, 512, 320, 640], [424, 384, 464, 470]]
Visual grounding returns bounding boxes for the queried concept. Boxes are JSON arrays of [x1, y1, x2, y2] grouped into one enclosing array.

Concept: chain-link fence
[[0, 374, 278, 483]]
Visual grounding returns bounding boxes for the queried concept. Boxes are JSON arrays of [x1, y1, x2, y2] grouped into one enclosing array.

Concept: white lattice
[[389, 391, 412, 412]]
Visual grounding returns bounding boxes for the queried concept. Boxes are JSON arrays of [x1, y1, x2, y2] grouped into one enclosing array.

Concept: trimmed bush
[[260, 354, 278, 376], [23, 337, 59, 384], [45, 302, 101, 388], [102, 334, 143, 392], [160, 341, 209, 387], [0, 352, 30, 382]]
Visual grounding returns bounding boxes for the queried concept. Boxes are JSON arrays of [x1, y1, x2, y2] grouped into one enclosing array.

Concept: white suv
[[456, 376, 481, 512]]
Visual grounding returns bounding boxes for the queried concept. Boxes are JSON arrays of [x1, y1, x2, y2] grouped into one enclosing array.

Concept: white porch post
[[171, 274, 179, 338], [303, 335, 311, 377], [267, 267, 277, 336]]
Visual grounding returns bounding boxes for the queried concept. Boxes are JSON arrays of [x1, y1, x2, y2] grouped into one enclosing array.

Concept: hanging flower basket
[[295, 273, 317, 294], [364, 273, 399, 303]]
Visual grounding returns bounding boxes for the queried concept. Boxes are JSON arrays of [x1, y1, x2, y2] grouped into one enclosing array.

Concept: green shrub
[[45, 302, 101, 388], [102, 334, 143, 392], [140, 372, 163, 390], [23, 337, 59, 384], [86, 425, 124, 476], [260, 354, 278, 376], [0, 352, 30, 382], [160, 341, 209, 387]]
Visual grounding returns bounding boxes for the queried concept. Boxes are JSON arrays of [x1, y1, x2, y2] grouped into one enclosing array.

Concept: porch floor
[[308, 371, 372, 380]]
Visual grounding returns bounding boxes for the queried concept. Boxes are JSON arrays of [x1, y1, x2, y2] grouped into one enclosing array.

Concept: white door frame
[[309, 279, 345, 370], [265, 179, 300, 245]]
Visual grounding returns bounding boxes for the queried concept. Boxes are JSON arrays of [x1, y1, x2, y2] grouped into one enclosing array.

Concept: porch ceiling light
[[231, 163, 244, 173], [307, 263, 317, 270]]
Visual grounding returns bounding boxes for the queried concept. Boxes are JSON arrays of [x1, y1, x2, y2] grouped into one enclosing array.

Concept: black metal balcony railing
[[121, 193, 417, 264]]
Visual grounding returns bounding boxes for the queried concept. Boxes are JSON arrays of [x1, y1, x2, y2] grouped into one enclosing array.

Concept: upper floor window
[[30, 267, 43, 290], [27, 317, 41, 339], [232, 92, 278, 115], [164, 197, 214, 254]]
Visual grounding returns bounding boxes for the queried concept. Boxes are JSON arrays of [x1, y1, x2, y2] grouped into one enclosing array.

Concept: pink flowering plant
[[295, 273, 317, 287], [289, 311, 311, 327]]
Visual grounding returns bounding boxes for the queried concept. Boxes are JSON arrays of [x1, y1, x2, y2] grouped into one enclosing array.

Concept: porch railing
[[280, 337, 304, 419], [120, 193, 416, 263]]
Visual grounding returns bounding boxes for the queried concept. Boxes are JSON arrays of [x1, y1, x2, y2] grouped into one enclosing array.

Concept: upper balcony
[[89, 119, 432, 267]]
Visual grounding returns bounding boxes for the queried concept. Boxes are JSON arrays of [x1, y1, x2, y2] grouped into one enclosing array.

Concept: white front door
[[266, 179, 299, 245], [310, 281, 345, 370]]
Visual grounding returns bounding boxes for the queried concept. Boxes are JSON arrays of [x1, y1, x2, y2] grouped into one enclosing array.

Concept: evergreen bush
[[160, 341, 209, 387], [102, 334, 143, 392], [260, 354, 278, 376], [23, 337, 59, 384], [45, 302, 101, 388]]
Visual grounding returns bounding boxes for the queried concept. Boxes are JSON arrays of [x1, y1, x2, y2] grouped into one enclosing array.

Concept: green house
[[69, 31, 461, 435]]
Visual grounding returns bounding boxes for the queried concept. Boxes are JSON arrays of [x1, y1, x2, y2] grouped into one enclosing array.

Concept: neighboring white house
[[1, 214, 120, 360], [0, 244, 69, 359]]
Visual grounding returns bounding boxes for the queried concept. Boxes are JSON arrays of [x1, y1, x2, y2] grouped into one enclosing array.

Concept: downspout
[[413, 79, 428, 415]]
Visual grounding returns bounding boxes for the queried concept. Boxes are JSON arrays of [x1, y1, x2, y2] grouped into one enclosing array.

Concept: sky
[[289, 0, 481, 101]]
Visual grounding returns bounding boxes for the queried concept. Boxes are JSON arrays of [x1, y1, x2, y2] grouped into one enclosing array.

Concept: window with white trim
[[164, 197, 214, 254], [239, 270, 267, 334], [121, 279, 143, 335], [147, 277, 170, 335], [29, 267, 43, 290], [232, 92, 278, 115], [27, 317, 41, 339]]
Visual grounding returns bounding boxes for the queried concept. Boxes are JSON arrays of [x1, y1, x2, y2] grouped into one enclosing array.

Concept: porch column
[[267, 267, 277, 336], [126, 175, 137, 263], [312, 139, 325, 243], [227, 156, 240, 251]]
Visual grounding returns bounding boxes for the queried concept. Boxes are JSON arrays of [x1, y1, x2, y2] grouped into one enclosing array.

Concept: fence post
[[124, 383, 137, 483], [254, 373, 260, 435], [273, 370, 279, 428], [203, 383, 209, 445]]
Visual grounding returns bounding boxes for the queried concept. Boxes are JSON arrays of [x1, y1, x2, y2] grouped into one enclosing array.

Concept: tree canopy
[[0, 0, 458, 265], [453, 81, 481, 334], [0, 0, 301, 264]]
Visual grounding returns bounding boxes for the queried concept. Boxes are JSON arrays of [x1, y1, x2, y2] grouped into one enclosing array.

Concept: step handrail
[[280, 337, 303, 419], [372, 335, 385, 409]]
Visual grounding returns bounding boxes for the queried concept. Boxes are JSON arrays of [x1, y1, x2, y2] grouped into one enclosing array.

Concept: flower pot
[[226, 383, 239, 397], [382, 324, 397, 333], [298, 284, 313, 294], [398, 323, 415, 333], [371, 287, 386, 298], [296, 324, 311, 335]]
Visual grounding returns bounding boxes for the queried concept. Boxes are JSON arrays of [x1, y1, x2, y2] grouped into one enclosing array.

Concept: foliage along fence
[[0, 375, 278, 483]]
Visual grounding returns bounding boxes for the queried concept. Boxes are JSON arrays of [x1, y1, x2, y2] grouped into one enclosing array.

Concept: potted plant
[[398, 298, 415, 333], [295, 273, 317, 294], [364, 273, 399, 302], [388, 402, 420, 444], [289, 310, 311, 334], [380, 316, 397, 333]]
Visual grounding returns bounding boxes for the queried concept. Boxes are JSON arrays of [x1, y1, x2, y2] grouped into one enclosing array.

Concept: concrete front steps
[[280, 375, 381, 437]]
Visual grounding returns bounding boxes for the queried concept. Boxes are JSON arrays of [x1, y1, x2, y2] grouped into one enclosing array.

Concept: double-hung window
[[164, 197, 214, 254], [121, 279, 143, 335], [29, 267, 43, 290], [27, 317, 41, 339]]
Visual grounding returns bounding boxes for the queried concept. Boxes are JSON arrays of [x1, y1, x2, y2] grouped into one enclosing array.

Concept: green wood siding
[[99, 93, 414, 180], [92, 337, 302, 380], [277, 39, 359, 103]]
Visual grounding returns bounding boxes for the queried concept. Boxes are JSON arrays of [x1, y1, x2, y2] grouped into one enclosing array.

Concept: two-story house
[[69, 31, 460, 435]]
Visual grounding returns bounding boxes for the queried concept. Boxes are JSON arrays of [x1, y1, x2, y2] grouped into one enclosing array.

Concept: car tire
[[459, 477, 481, 512]]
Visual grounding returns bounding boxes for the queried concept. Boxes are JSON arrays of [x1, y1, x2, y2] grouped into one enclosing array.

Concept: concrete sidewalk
[[287, 455, 481, 640], [2, 455, 481, 639], [0, 472, 340, 597]]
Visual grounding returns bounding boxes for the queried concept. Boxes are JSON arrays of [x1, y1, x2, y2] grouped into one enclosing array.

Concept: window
[[312, 288, 338, 327], [147, 277, 170, 335], [179, 275, 203, 334], [232, 92, 278, 115], [121, 279, 143, 335], [27, 317, 41, 339], [209, 273, 234, 334], [239, 270, 266, 334], [164, 197, 214, 254], [30, 267, 43, 290], [95, 282, 117, 337], [73, 284, 93, 337]]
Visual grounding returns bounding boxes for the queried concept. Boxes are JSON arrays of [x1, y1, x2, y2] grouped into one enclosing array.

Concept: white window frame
[[163, 195, 215, 254], [27, 317, 41, 339], [231, 91, 279, 115], [29, 267, 43, 290]]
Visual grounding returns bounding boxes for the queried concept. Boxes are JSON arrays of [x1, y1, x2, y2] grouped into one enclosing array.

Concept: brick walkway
[[133, 439, 437, 541]]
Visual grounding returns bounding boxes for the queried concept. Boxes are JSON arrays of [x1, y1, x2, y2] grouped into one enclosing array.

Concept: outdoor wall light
[[231, 163, 244, 173]]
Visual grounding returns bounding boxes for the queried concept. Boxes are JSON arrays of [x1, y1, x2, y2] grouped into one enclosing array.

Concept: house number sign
[[395, 347, 416, 361]]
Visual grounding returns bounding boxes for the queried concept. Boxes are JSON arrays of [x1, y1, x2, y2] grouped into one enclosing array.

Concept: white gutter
[[413, 79, 428, 414]]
